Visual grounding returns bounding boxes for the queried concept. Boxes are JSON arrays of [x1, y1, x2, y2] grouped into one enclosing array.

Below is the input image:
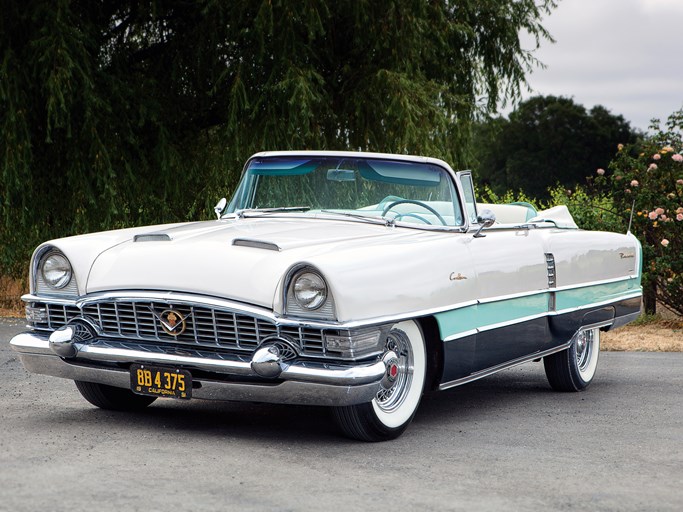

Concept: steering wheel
[[381, 200, 447, 226], [393, 212, 432, 224]]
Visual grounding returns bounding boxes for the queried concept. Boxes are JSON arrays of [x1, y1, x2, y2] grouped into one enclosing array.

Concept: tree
[[1, 0, 558, 278], [472, 95, 638, 199]]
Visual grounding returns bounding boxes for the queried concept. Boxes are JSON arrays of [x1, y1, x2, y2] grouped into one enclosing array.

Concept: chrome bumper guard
[[10, 330, 392, 407]]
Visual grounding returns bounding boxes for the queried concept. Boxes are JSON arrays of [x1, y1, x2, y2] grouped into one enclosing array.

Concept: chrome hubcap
[[575, 329, 594, 372], [376, 329, 413, 413]]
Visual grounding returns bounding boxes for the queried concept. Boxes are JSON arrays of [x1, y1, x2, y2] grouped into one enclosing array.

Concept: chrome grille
[[29, 300, 326, 357]]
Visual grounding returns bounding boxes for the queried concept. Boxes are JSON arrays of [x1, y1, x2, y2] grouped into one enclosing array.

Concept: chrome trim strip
[[552, 275, 640, 292], [443, 329, 478, 342], [438, 341, 573, 391], [22, 278, 641, 333], [476, 275, 639, 305]]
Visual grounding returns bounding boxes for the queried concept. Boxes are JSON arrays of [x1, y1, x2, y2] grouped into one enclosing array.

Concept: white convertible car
[[11, 151, 642, 441]]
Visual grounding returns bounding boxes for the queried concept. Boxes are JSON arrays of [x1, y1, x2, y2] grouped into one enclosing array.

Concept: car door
[[465, 226, 552, 371]]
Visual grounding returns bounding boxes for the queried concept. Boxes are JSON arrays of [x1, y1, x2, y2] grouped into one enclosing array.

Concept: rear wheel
[[75, 381, 157, 411], [544, 327, 600, 391], [333, 320, 427, 442]]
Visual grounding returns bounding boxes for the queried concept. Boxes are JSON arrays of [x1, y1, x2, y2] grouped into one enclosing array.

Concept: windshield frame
[[226, 152, 470, 232]]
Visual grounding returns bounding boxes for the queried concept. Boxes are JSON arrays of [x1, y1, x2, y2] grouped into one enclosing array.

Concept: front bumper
[[10, 331, 390, 406]]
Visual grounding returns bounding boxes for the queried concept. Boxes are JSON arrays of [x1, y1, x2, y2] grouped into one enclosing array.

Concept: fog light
[[324, 325, 391, 358], [26, 306, 48, 323]]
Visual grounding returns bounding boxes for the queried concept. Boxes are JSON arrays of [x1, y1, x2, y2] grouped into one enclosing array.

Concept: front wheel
[[544, 327, 600, 391], [333, 320, 427, 442], [75, 381, 157, 411]]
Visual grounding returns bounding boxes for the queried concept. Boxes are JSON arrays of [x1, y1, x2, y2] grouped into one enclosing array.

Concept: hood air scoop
[[232, 238, 281, 251], [134, 233, 172, 242]]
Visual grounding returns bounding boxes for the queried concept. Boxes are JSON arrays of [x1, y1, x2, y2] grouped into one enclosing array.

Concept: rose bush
[[594, 109, 683, 315]]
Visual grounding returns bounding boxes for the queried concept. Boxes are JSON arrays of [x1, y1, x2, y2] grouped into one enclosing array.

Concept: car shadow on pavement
[[22, 362, 576, 443]]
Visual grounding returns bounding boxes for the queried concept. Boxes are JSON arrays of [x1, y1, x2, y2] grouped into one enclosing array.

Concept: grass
[[602, 314, 682, 352]]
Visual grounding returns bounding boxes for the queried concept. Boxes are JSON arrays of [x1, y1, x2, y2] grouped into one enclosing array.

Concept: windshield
[[228, 156, 464, 227]]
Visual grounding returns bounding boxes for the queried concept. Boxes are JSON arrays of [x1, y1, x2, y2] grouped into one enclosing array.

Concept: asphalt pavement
[[0, 318, 681, 512]]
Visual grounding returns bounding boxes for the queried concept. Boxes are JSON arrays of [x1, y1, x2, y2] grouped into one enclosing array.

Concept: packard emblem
[[150, 307, 189, 336]]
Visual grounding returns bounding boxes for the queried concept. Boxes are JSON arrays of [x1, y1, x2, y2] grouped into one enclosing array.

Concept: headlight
[[293, 271, 327, 310], [41, 252, 73, 289]]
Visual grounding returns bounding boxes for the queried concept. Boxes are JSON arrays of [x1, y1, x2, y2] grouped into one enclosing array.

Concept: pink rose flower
[[653, 153, 661, 160], [673, 154, 683, 163], [648, 163, 658, 171], [661, 239, 669, 247], [617, 144, 624, 151], [678, 179, 683, 185], [655, 207, 665, 215], [597, 168, 605, 175], [648, 211, 658, 220], [630, 180, 639, 187], [677, 213, 683, 221]]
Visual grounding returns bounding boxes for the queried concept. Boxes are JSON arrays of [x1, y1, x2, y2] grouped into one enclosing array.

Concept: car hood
[[82, 217, 450, 316]]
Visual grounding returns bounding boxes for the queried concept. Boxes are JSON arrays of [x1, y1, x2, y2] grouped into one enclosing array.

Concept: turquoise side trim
[[555, 278, 639, 311], [435, 278, 641, 341], [435, 293, 548, 340]]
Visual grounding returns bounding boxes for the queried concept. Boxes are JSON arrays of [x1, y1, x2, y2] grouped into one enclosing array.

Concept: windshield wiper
[[320, 209, 395, 227], [236, 206, 310, 218]]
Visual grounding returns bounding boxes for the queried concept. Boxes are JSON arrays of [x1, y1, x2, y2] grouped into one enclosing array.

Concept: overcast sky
[[514, 0, 683, 131]]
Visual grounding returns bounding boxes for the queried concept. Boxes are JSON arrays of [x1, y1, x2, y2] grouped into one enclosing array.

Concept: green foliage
[[593, 110, 683, 316], [545, 185, 625, 233], [0, 0, 556, 276], [1, 0, 558, 278], [471, 95, 639, 200]]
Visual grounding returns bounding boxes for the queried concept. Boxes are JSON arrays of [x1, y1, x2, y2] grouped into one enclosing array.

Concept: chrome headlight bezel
[[293, 270, 327, 310], [32, 246, 78, 296], [284, 265, 336, 320]]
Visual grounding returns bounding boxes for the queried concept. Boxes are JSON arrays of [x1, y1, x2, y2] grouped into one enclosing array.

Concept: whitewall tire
[[544, 327, 600, 392], [333, 320, 427, 441]]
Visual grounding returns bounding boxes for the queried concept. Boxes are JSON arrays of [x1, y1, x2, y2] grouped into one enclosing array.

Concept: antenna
[[626, 200, 635, 235]]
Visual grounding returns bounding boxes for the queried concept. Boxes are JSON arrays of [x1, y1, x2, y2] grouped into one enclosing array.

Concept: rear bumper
[[10, 331, 387, 406]]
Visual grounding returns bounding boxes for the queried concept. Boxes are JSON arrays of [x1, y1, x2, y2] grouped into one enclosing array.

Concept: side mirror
[[473, 209, 496, 238], [214, 197, 227, 219]]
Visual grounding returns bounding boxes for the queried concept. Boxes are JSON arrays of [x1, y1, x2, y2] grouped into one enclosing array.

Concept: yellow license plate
[[130, 364, 192, 400]]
